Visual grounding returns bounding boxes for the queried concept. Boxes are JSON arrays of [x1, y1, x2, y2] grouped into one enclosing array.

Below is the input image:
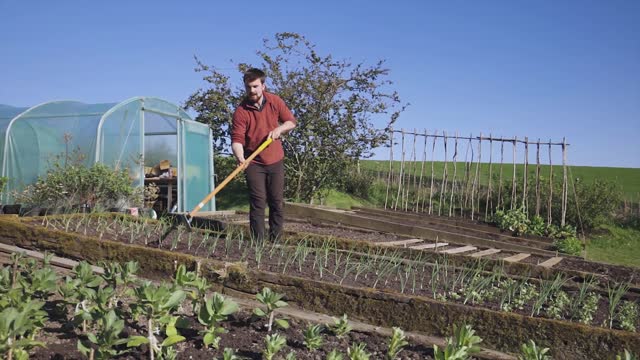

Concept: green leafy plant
[[553, 236, 582, 256], [518, 340, 551, 360], [0, 301, 47, 360], [347, 342, 370, 360], [492, 207, 529, 235], [327, 349, 345, 360], [302, 323, 324, 351], [387, 327, 409, 360], [0, 176, 7, 196], [545, 290, 571, 320], [173, 264, 211, 313], [263, 333, 287, 360], [58, 261, 104, 333], [330, 314, 353, 338], [128, 281, 186, 360], [99, 260, 139, 307], [197, 292, 239, 348], [77, 309, 130, 359], [577, 292, 600, 325], [219, 348, 241, 360], [617, 300, 638, 332], [607, 282, 631, 329], [253, 287, 289, 332], [616, 349, 639, 360], [433, 324, 482, 360], [528, 215, 546, 236]]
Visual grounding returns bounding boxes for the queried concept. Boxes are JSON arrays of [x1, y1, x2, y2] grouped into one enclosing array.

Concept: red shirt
[[231, 92, 296, 165]]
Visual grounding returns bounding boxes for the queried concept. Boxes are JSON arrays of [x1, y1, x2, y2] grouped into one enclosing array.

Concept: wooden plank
[[410, 242, 449, 250], [538, 256, 563, 268], [379, 238, 424, 247], [442, 245, 477, 254], [503, 253, 531, 263], [0, 243, 104, 274], [470, 248, 501, 258]]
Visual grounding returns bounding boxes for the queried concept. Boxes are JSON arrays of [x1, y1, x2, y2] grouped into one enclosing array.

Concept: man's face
[[245, 78, 265, 104]]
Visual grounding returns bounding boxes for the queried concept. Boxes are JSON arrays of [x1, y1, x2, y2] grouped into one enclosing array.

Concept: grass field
[[587, 224, 640, 268], [361, 160, 640, 201]]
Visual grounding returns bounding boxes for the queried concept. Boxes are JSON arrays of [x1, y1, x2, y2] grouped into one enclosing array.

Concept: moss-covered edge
[[1, 217, 638, 359]]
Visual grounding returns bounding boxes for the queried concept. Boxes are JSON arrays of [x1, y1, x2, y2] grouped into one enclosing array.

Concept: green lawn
[[586, 224, 640, 268]]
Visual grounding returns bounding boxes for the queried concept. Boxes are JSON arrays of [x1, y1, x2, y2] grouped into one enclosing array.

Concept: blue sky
[[1, 0, 638, 167]]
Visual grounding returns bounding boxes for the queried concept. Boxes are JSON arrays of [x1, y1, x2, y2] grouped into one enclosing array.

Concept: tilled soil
[[30, 307, 435, 359]]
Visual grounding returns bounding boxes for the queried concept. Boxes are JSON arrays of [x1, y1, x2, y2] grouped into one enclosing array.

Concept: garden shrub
[[491, 207, 530, 236], [553, 237, 582, 256], [0, 176, 7, 196], [14, 161, 141, 209], [342, 170, 375, 200], [214, 155, 245, 185]]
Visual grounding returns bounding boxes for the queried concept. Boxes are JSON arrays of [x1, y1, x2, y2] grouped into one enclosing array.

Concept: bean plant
[[254, 287, 289, 332], [302, 323, 324, 351], [197, 292, 239, 349], [128, 281, 186, 360], [518, 340, 551, 360], [0, 301, 47, 360], [433, 324, 482, 360], [617, 350, 639, 360], [347, 342, 370, 360], [263, 333, 287, 360], [327, 349, 345, 360], [386, 327, 408, 360], [330, 314, 353, 338], [77, 309, 131, 360]]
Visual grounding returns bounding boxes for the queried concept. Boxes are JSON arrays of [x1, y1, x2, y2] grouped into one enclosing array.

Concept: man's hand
[[270, 121, 296, 140]]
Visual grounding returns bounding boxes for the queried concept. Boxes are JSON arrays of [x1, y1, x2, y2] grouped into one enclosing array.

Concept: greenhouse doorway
[[143, 110, 179, 212]]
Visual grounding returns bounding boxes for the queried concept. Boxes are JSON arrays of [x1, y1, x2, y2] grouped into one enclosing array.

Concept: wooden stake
[[497, 140, 504, 210], [535, 139, 541, 217], [463, 135, 473, 210], [511, 137, 517, 210], [471, 133, 482, 220], [415, 129, 428, 212], [561, 137, 568, 226], [449, 132, 459, 217], [427, 130, 437, 214], [485, 134, 494, 219], [405, 130, 418, 211], [394, 129, 406, 210], [384, 127, 394, 209], [548, 139, 553, 225], [438, 131, 448, 216], [523, 137, 529, 211]]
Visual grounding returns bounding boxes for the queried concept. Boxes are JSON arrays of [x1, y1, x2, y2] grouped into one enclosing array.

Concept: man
[[231, 68, 296, 242]]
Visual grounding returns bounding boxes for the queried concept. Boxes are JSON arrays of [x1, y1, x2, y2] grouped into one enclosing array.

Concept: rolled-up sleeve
[[231, 109, 246, 146]]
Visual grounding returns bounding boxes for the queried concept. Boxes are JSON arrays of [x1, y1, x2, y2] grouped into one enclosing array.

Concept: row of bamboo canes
[[383, 128, 570, 226]]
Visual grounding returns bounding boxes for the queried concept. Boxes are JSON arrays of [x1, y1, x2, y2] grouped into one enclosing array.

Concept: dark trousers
[[245, 160, 285, 241]]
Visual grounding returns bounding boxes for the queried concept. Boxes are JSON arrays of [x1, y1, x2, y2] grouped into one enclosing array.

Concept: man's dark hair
[[243, 68, 267, 84]]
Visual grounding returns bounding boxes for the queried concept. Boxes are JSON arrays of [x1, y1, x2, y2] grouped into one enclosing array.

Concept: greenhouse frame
[[0, 97, 215, 212]]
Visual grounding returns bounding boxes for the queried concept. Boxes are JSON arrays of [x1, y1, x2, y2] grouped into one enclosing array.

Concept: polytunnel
[[0, 97, 215, 212]]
